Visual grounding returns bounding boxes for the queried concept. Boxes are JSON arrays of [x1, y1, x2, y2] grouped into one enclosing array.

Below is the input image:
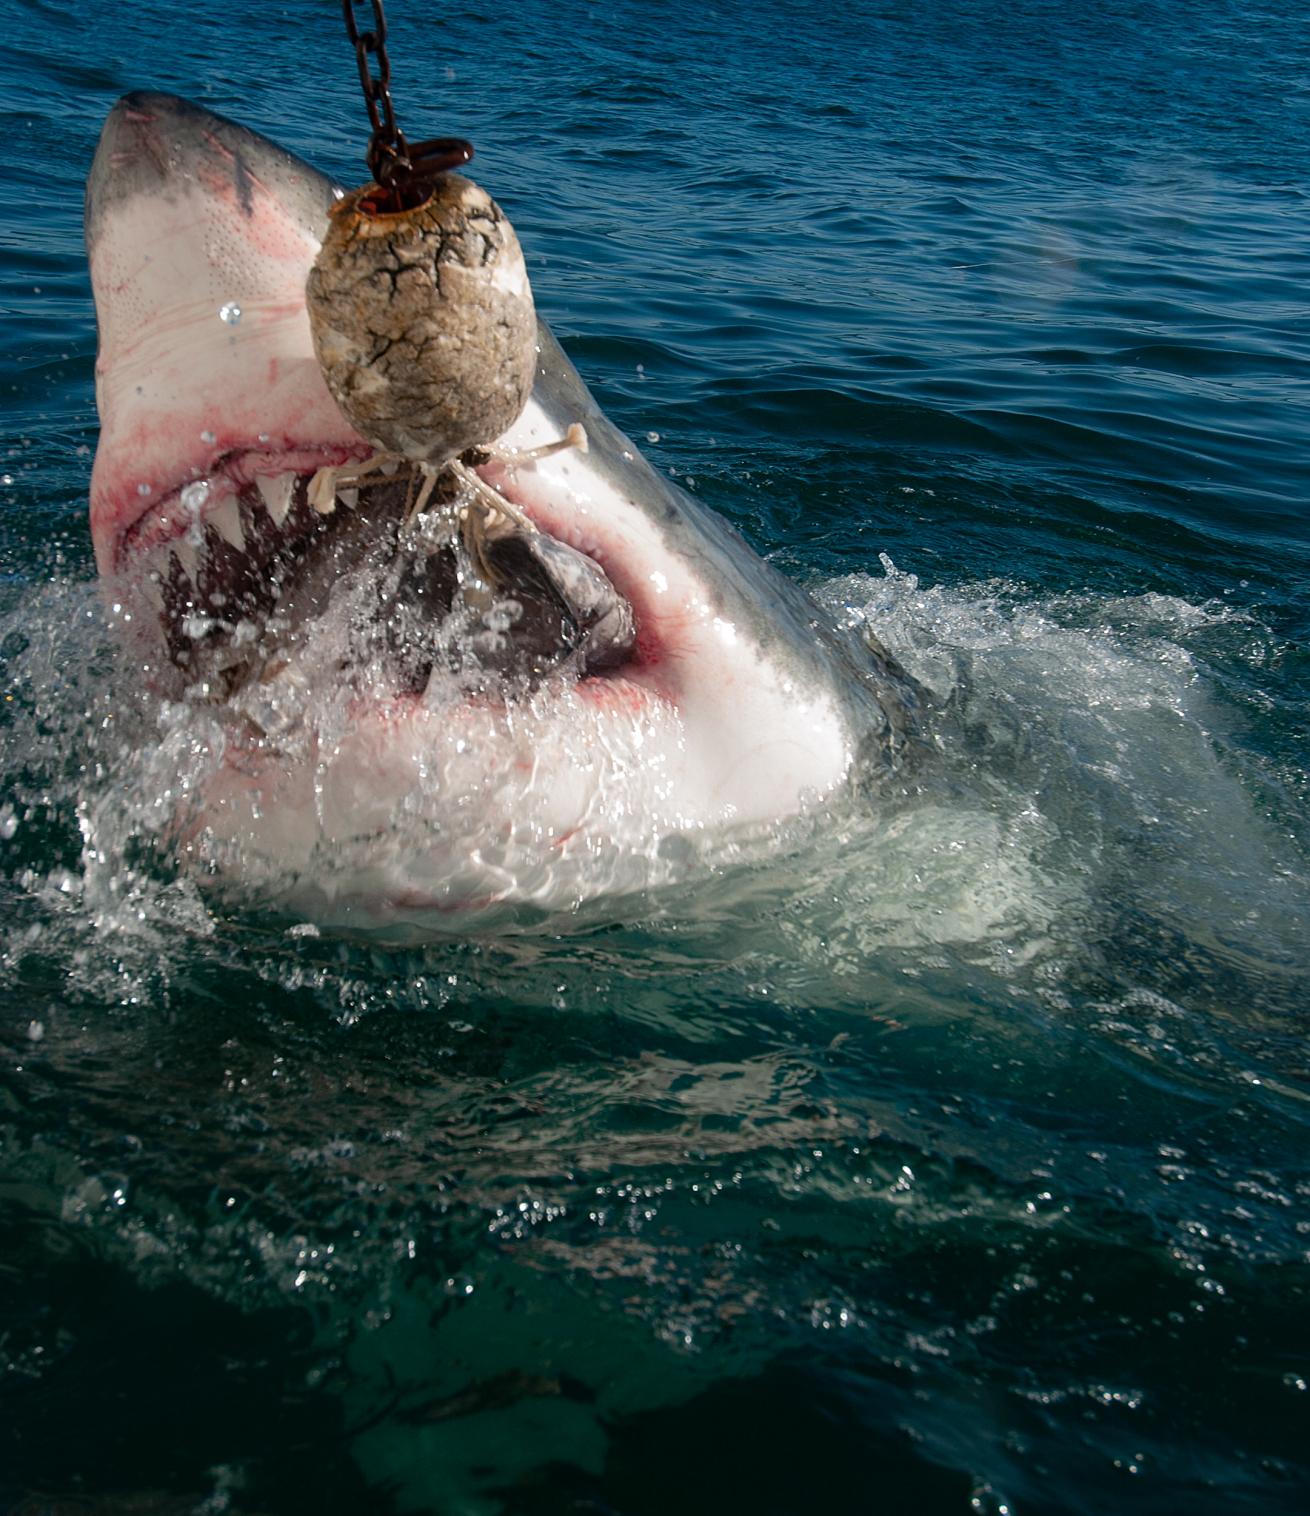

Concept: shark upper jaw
[[87, 94, 360, 574]]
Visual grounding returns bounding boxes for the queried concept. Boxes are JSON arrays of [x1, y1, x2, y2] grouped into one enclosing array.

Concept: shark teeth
[[208, 495, 245, 551], [171, 535, 199, 579], [137, 468, 311, 681], [155, 471, 300, 593], [132, 461, 416, 688], [256, 472, 294, 528], [126, 456, 636, 699]]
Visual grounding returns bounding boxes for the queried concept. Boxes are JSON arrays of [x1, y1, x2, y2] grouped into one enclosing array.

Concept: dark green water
[[1, 1, 1308, 1511]]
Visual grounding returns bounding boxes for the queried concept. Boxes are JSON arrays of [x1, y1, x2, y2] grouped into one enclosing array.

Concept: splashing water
[[2, 547, 1306, 1513], [4, 0, 1310, 1505], [2, 550, 1300, 998]]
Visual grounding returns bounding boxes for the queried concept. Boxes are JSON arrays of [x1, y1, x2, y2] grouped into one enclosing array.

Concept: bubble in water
[[26, 1020, 43, 1042], [181, 481, 210, 515], [969, 1484, 1013, 1516], [219, 302, 242, 325], [646, 431, 661, 443]]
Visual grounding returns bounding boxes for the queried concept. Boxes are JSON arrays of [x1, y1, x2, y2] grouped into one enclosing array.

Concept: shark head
[[85, 93, 918, 930]]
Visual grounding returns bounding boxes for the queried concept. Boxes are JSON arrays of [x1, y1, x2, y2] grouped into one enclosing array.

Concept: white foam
[[0, 559, 1303, 978], [814, 556, 1308, 976]]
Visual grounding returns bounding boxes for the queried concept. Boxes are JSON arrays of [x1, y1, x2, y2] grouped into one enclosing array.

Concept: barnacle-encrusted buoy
[[306, 174, 537, 463]]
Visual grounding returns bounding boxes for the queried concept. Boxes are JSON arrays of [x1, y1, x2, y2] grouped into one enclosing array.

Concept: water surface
[[1, 1, 1308, 1512]]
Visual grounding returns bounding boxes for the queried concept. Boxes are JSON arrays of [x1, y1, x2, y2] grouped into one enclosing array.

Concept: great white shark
[[86, 92, 920, 930]]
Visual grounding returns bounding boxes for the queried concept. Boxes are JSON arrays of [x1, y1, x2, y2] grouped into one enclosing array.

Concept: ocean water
[[2, 0, 1308, 1511]]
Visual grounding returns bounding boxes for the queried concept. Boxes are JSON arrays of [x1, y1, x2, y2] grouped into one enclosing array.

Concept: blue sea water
[[1, 0, 1309, 1511]]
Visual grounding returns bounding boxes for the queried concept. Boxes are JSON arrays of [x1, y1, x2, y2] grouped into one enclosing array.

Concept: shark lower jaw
[[103, 440, 650, 717]]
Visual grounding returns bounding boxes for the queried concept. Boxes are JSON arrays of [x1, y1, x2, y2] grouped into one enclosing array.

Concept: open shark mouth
[[85, 92, 921, 923], [87, 90, 653, 731], [122, 447, 638, 713]]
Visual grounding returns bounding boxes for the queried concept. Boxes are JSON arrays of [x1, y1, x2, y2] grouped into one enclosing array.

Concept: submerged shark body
[[86, 92, 918, 929]]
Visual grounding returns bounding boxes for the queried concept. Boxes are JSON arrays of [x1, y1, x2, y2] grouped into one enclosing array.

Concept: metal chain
[[341, 0, 474, 207], [343, 0, 403, 182]]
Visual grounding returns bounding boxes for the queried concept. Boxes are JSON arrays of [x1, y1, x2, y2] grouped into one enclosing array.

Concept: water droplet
[[219, 302, 242, 325], [136, 482, 152, 496], [969, 1484, 1013, 1516], [181, 481, 210, 515], [200, 428, 217, 445]]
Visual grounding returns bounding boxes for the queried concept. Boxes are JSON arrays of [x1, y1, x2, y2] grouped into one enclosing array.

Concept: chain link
[[340, 0, 474, 205], [343, 0, 403, 181]]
